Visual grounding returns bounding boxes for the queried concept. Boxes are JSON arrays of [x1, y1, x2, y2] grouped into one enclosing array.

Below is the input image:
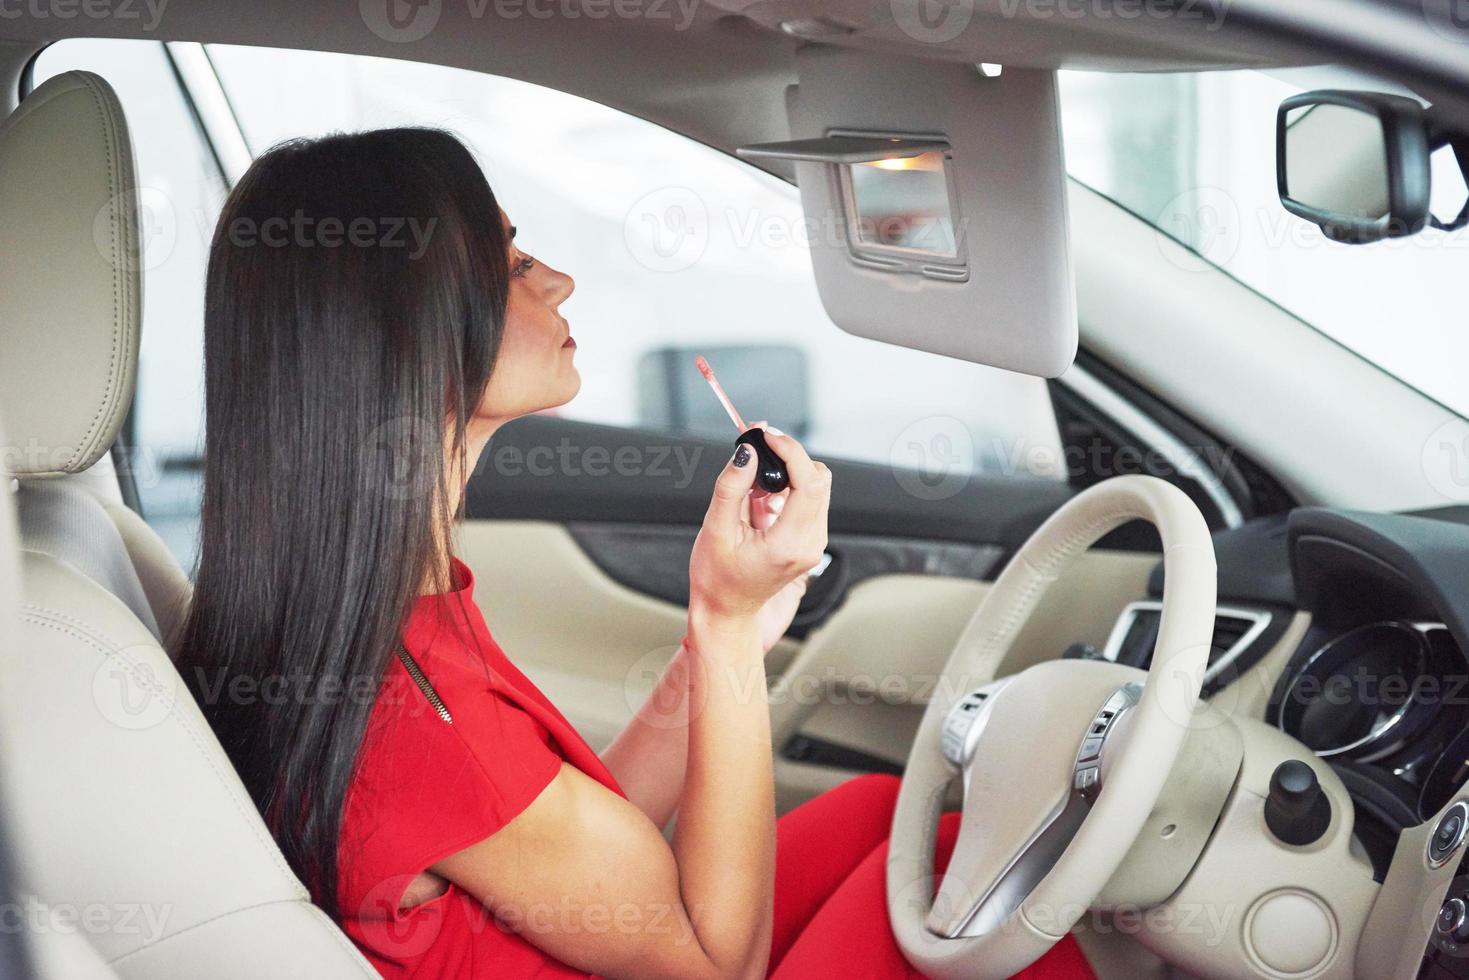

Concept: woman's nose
[[543, 264, 574, 307]]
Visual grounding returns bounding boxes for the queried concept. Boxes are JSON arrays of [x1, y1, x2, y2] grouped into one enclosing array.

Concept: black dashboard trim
[[1287, 507, 1469, 646], [1148, 511, 1294, 606]]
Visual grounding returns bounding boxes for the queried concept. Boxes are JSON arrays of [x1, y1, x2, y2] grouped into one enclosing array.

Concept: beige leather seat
[[0, 71, 376, 979], [0, 429, 117, 977]]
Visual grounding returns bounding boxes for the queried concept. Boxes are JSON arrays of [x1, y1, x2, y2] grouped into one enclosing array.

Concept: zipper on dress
[[398, 645, 453, 724]]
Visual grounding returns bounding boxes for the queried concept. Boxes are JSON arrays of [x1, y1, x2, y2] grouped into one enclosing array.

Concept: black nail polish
[[733, 443, 752, 468], [735, 427, 788, 493]]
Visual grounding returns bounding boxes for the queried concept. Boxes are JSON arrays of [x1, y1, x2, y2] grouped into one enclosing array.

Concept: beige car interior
[[3, 2, 1469, 979]]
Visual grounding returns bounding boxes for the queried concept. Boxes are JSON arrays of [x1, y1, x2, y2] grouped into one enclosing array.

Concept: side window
[[32, 40, 227, 573], [29, 40, 1066, 575], [203, 45, 1065, 481]]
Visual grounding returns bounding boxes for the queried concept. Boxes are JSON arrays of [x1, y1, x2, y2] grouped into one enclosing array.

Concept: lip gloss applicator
[[695, 355, 747, 431], [695, 355, 789, 494]]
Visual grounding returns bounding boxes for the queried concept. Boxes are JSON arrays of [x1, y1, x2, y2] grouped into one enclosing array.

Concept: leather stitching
[[103, 897, 378, 976], [67, 74, 127, 474], [967, 509, 1144, 676]]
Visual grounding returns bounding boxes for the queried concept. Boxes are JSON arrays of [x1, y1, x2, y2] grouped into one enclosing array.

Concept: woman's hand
[[755, 575, 806, 654], [739, 424, 811, 653], [688, 429, 830, 638], [749, 487, 810, 654]]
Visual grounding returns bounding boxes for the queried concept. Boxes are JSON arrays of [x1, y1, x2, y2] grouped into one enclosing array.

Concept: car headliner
[[1, 0, 1468, 169]]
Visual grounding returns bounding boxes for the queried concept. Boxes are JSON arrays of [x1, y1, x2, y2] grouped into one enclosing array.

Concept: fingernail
[[733, 444, 751, 468], [765, 426, 785, 436]]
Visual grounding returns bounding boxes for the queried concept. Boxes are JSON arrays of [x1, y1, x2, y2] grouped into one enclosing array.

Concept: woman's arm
[[603, 479, 807, 828], [433, 621, 769, 980], [433, 432, 830, 980], [599, 636, 695, 828]]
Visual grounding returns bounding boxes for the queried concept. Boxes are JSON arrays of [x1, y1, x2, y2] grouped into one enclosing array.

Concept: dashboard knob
[[1265, 760, 1332, 846], [1438, 897, 1469, 944]]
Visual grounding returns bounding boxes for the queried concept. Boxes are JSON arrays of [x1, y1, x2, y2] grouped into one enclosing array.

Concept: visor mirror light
[[736, 134, 968, 281]]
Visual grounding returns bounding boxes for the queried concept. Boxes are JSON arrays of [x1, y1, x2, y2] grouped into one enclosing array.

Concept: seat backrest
[[0, 60, 191, 644], [0, 71, 375, 980]]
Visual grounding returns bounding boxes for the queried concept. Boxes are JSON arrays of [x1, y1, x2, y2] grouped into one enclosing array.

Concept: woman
[[174, 128, 1093, 980]]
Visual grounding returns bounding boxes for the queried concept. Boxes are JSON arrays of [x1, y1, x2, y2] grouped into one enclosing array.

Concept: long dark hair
[[173, 128, 510, 919]]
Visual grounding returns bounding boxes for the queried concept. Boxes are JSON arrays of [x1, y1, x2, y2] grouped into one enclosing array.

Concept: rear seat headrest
[[0, 70, 141, 479]]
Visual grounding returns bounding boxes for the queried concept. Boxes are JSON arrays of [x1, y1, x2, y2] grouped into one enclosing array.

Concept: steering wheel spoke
[[929, 682, 1143, 938], [886, 476, 1216, 980]]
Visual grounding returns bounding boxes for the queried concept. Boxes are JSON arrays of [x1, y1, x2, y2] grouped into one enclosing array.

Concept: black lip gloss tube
[[736, 427, 789, 494]]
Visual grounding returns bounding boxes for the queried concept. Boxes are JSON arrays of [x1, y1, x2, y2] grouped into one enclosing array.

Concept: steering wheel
[[886, 475, 1217, 979]]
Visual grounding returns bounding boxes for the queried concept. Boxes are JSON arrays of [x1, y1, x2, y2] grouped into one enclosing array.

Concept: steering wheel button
[[1078, 735, 1104, 763], [1075, 766, 1099, 792], [941, 730, 963, 763]]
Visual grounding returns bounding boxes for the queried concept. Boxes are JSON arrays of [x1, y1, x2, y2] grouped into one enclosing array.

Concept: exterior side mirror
[[1276, 90, 1431, 243]]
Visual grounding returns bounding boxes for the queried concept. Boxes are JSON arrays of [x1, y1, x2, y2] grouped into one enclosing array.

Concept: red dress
[[337, 557, 1093, 980]]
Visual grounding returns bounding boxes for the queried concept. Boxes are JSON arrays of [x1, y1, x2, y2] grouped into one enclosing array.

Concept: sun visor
[[739, 47, 1076, 378]]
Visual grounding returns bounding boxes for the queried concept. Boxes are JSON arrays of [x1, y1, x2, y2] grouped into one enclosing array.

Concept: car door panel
[[565, 522, 1004, 638]]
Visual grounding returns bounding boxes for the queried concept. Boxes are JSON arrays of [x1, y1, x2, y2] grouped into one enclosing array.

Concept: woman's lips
[[561, 335, 576, 349]]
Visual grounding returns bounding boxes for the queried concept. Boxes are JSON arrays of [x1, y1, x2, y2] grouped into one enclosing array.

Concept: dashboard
[[1103, 504, 1469, 974], [1275, 619, 1469, 828]]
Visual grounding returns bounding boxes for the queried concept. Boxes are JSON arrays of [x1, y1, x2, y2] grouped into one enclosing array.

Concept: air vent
[[1209, 615, 1256, 662], [1100, 601, 1272, 685]]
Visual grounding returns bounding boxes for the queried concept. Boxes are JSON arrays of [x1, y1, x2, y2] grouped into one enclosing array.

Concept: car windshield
[[1059, 68, 1469, 418]]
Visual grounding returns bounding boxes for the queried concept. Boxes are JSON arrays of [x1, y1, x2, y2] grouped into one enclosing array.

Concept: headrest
[[0, 71, 140, 478], [0, 421, 17, 688]]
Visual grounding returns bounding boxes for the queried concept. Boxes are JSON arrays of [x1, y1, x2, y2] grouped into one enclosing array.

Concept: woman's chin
[[555, 367, 582, 406], [492, 368, 580, 420]]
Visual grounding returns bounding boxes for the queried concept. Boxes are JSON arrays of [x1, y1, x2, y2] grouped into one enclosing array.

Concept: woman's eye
[[512, 255, 536, 278]]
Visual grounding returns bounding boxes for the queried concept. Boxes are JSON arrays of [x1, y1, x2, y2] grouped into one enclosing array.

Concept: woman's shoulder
[[357, 651, 558, 786], [339, 661, 564, 916], [341, 655, 564, 873]]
